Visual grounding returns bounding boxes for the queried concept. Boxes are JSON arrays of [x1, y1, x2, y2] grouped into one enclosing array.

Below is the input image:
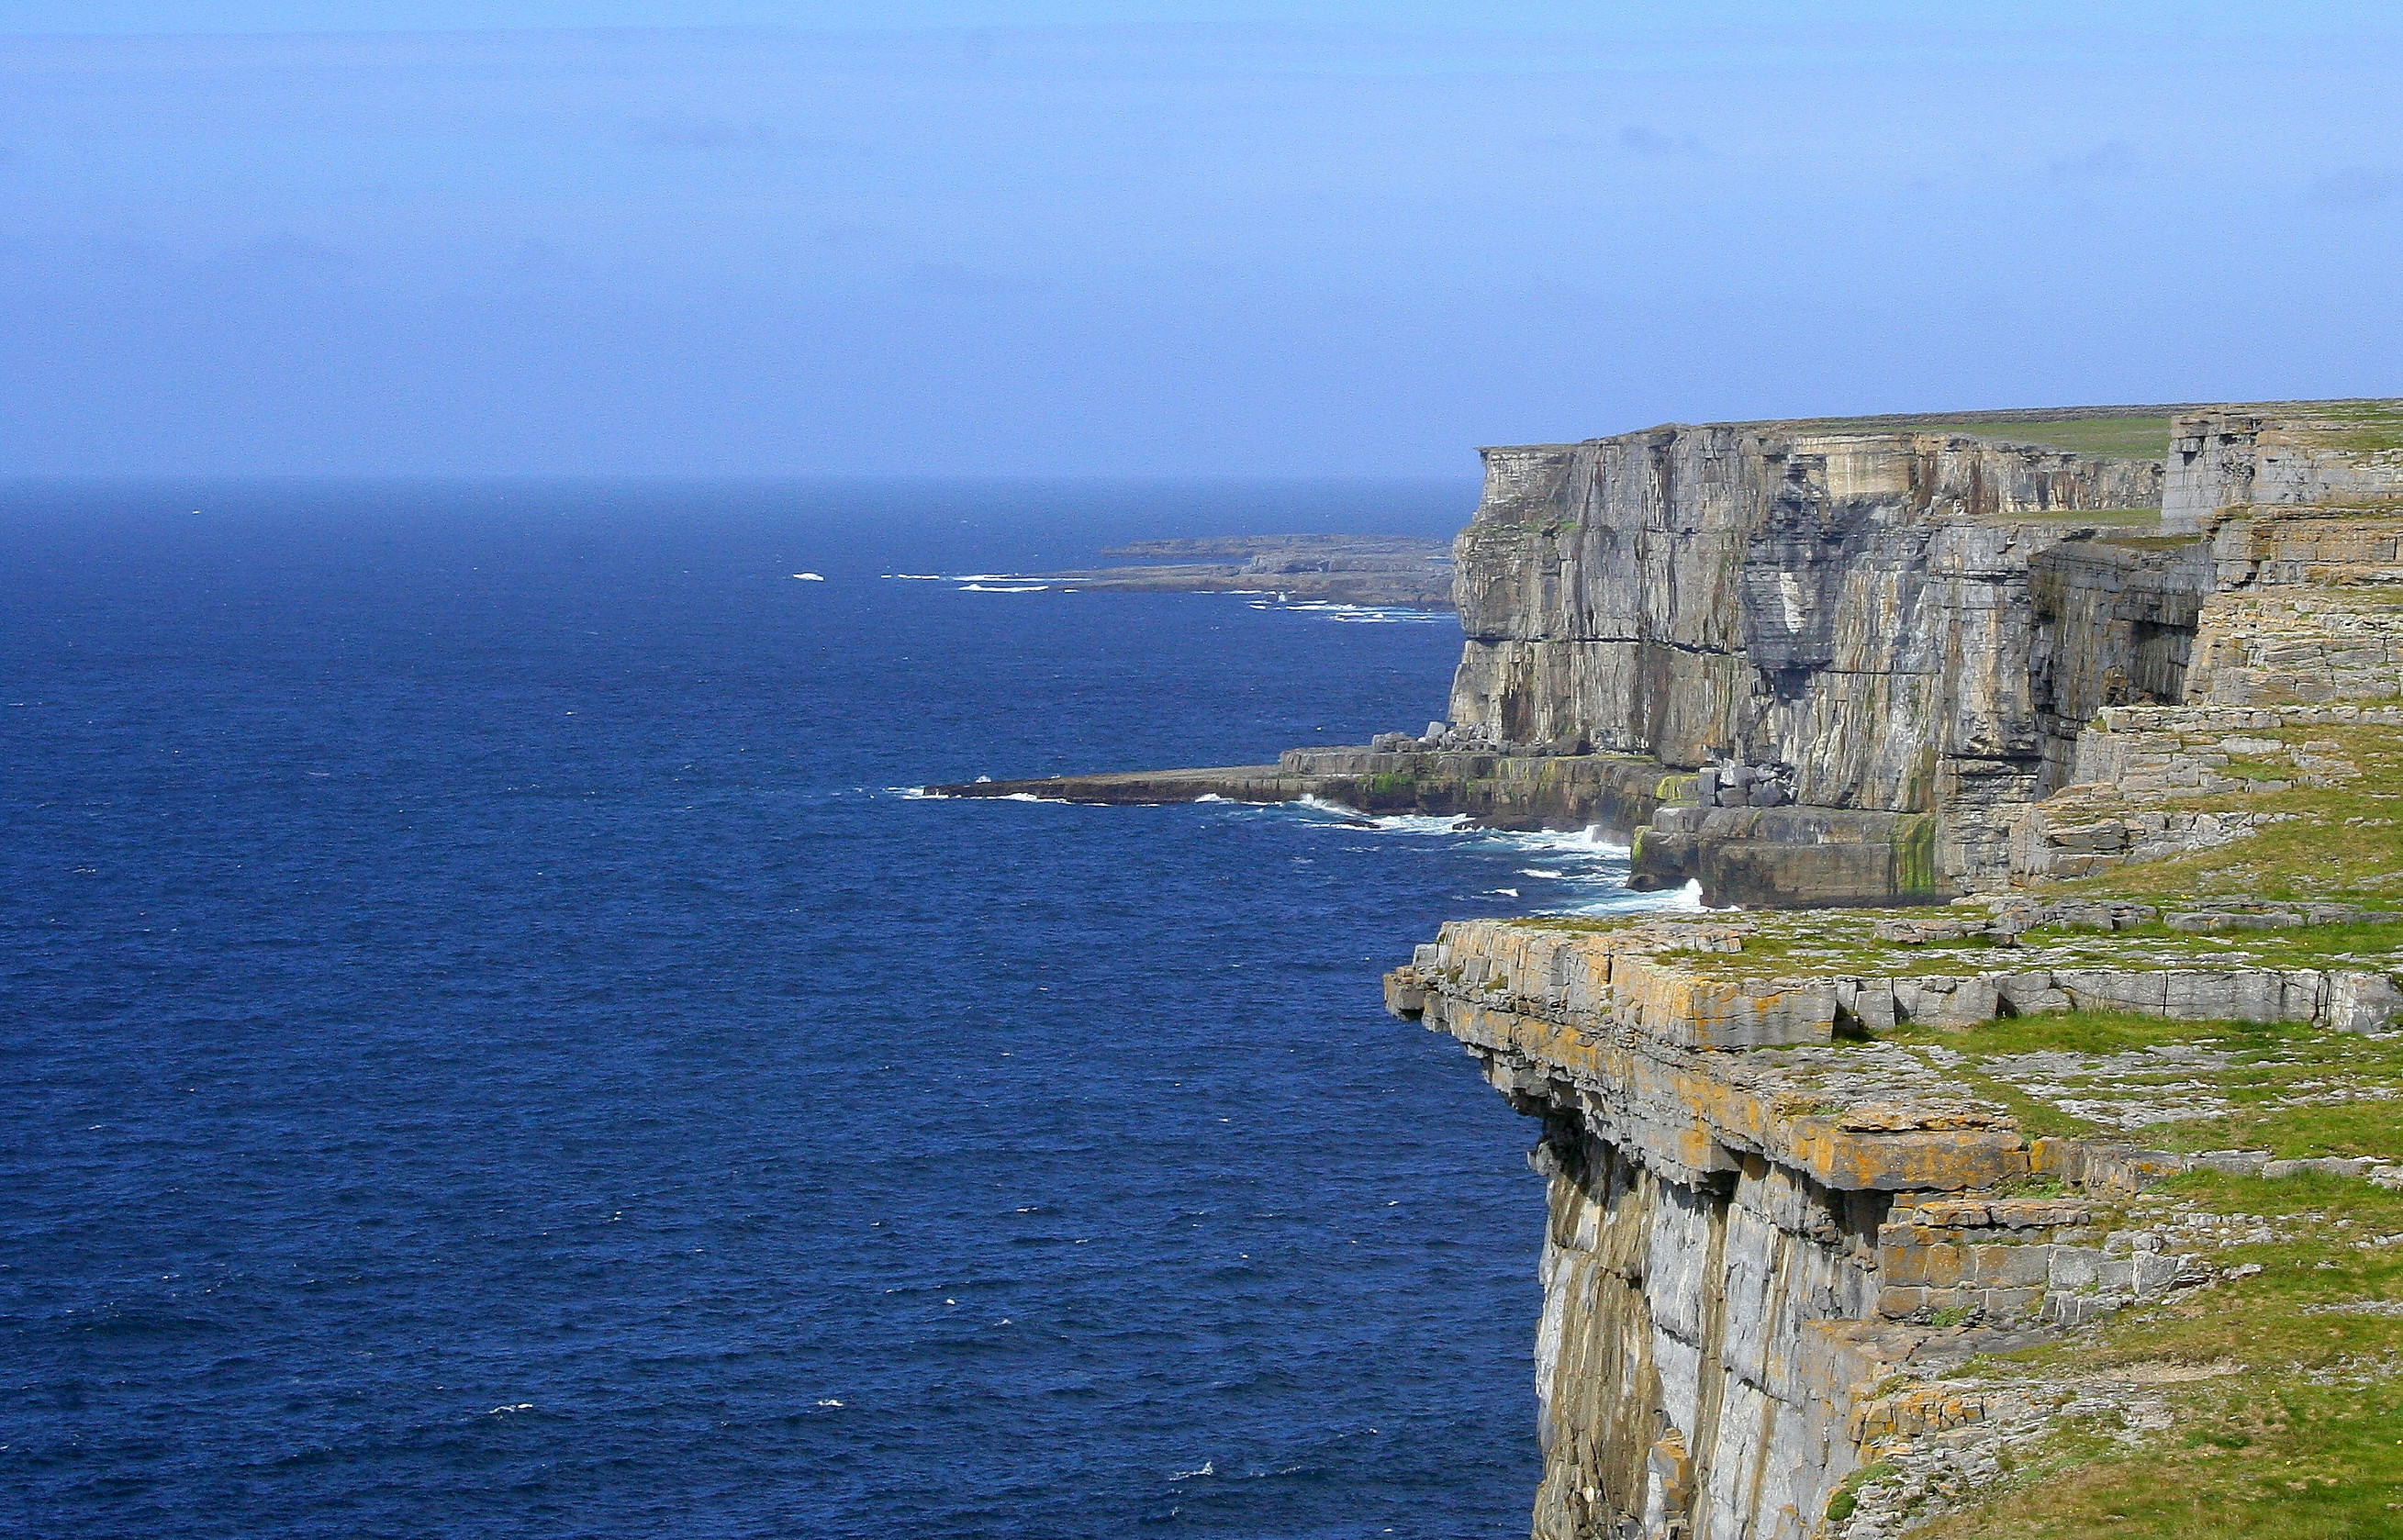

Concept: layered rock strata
[[1385, 914, 2403, 1539], [1446, 417, 2185, 903], [2162, 402, 2403, 534]]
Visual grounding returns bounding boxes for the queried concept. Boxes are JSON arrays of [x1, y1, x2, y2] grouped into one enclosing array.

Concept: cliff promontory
[[935, 397, 2403, 1539], [1386, 398, 2403, 1539]]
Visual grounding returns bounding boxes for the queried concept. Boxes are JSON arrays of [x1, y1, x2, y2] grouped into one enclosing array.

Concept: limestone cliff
[[1447, 421, 2160, 798], [1389, 906, 2403, 1539], [1388, 396, 2403, 1540], [938, 399, 2401, 911], [1431, 400, 2403, 906], [927, 395, 2403, 1538]]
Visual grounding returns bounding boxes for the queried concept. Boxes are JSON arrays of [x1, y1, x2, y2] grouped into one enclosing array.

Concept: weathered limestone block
[[2163, 404, 2403, 535], [2177, 505, 2403, 703], [1417, 918, 1839, 1048], [2049, 966, 2326, 1021]]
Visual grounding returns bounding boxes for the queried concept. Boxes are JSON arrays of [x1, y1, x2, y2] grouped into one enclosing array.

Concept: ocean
[[0, 479, 1683, 1539]]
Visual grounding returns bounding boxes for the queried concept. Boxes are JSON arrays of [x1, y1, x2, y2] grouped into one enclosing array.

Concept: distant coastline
[[1007, 533, 1453, 609]]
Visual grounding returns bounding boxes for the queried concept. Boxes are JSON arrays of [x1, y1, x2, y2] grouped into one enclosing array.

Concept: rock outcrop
[[927, 749, 1680, 831], [1386, 912, 2403, 1539], [1439, 400, 2403, 904], [1370, 398, 2403, 1539], [2162, 402, 2403, 534]]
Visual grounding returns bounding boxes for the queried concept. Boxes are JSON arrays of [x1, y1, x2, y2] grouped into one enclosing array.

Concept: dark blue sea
[[0, 480, 1680, 1540]]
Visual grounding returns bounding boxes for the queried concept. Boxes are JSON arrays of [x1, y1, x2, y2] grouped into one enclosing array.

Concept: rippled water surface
[[2, 480, 1680, 1539]]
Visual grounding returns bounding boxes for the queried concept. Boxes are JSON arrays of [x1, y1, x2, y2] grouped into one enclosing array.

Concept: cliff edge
[[932, 396, 2403, 1538], [1384, 397, 2403, 1539]]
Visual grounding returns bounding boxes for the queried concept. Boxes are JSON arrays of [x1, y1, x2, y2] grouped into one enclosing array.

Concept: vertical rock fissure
[[1684, 1177, 1735, 1540]]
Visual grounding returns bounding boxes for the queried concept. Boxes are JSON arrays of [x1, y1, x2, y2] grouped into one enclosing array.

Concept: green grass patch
[[2312, 398, 2403, 453], [2055, 725, 2403, 903], [1879, 1009, 2261, 1057], [1824, 1460, 1896, 1523], [2001, 506, 2164, 526], [1853, 1012, 2403, 1160], [1907, 1170, 2403, 1540], [1906, 416, 2177, 459], [2092, 532, 2206, 552]]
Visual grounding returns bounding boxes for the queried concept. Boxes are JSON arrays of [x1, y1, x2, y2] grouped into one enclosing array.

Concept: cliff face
[[1442, 403, 2402, 904], [1448, 424, 2161, 809], [1400, 400, 2403, 1539], [2163, 402, 2403, 534], [1390, 910, 2403, 1540], [1383, 912, 2403, 1537], [938, 399, 2402, 909]]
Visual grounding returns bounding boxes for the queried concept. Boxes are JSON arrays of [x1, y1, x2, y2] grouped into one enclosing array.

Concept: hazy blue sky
[[2, 3, 2397, 474]]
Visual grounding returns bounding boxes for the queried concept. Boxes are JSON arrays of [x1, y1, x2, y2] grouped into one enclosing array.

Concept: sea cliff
[[937, 397, 2403, 1537], [1391, 398, 2403, 1538]]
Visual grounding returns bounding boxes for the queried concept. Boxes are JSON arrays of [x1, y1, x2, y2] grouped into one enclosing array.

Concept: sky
[[0, 3, 2397, 476]]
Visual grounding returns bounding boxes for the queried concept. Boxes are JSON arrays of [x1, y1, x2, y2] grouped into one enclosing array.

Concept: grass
[[2091, 532, 2201, 552], [2053, 727, 2403, 904], [1997, 507, 2164, 527], [2311, 399, 2403, 454], [1898, 417, 2175, 459], [1903, 1171, 2403, 1540], [1858, 1011, 2403, 1160], [1878, 1009, 2238, 1056]]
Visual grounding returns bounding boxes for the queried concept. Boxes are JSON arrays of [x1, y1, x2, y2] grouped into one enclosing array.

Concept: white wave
[[1502, 825, 1633, 858], [1168, 1460, 1215, 1481], [1362, 812, 1481, 835], [884, 574, 950, 579], [960, 583, 1050, 593], [896, 786, 949, 799], [790, 572, 825, 581], [1545, 877, 1706, 918], [1518, 867, 1567, 879], [1289, 796, 1467, 833], [1490, 887, 1520, 898]]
